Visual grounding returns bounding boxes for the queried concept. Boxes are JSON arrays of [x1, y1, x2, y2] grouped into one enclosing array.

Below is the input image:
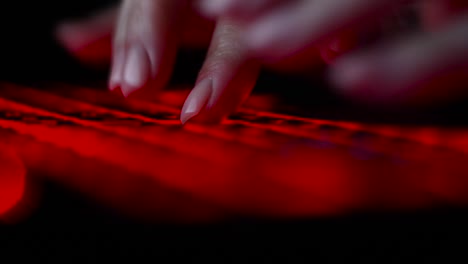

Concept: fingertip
[[108, 80, 119, 92], [180, 78, 213, 124], [124, 45, 150, 86], [108, 67, 122, 92], [180, 111, 197, 125], [119, 84, 137, 98], [109, 46, 125, 91], [116, 44, 151, 97]]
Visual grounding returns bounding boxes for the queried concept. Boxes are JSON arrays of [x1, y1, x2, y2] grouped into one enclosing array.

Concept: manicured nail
[[180, 78, 213, 124], [121, 44, 150, 97], [109, 48, 125, 91]]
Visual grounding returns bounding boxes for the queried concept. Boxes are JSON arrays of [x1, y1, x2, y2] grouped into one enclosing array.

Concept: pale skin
[[55, 0, 468, 123]]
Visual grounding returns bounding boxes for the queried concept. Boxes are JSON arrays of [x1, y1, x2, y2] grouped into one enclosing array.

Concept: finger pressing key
[[181, 19, 261, 124]]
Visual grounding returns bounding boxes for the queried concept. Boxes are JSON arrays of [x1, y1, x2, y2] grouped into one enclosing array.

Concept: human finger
[[242, 0, 402, 62], [110, 0, 187, 97], [330, 14, 468, 106], [197, 0, 284, 20], [55, 6, 118, 67], [181, 18, 261, 124]]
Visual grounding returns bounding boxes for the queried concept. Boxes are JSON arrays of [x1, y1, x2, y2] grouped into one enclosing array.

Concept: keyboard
[[1, 82, 468, 222]]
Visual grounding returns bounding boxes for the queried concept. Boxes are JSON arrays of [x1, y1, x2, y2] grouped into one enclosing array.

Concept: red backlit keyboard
[[1, 82, 468, 222]]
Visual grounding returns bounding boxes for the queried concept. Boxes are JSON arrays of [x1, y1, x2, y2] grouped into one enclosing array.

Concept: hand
[[56, 1, 263, 124], [56, 0, 348, 124], [197, 0, 468, 107]]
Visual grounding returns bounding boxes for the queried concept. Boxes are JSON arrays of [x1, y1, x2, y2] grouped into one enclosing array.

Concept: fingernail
[[180, 78, 213, 124], [121, 44, 150, 97], [109, 48, 125, 91]]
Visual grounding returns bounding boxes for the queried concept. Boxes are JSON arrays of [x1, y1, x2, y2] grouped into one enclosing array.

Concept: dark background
[[1, 0, 468, 262], [2, 180, 468, 263]]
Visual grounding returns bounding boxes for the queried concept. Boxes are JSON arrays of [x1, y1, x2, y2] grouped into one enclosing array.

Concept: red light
[[2, 82, 468, 221], [0, 145, 26, 218]]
